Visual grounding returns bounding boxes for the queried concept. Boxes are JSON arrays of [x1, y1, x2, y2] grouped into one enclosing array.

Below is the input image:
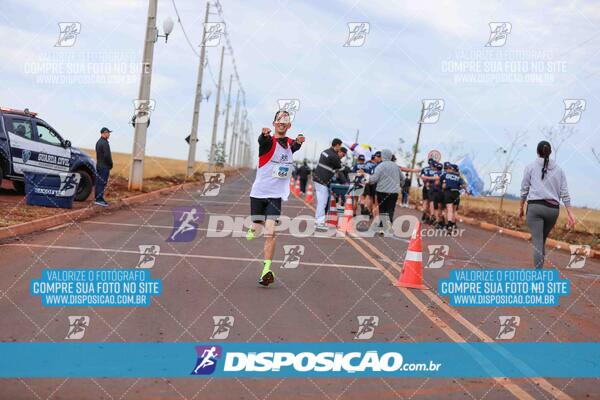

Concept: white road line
[[79, 220, 346, 240], [122, 207, 314, 219], [163, 198, 308, 208], [1, 243, 379, 271]]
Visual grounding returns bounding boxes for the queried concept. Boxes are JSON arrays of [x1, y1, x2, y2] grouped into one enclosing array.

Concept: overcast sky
[[1, 0, 599, 207]]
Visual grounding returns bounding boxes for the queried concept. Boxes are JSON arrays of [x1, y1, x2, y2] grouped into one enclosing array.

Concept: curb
[[459, 214, 599, 259], [0, 181, 201, 242]]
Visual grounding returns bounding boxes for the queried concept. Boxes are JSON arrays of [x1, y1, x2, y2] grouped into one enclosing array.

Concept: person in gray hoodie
[[358, 149, 404, 234], [519, 140, 575, 269]]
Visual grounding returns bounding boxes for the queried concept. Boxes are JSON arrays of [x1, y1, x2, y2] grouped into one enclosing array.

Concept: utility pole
[[236, 117, 244, 167], [409, 103, 426, 181], [228, 89, 240, 165], [208, 46, 225, 172], [129, 0, 158, 190], [186, 2, 210, 177], [354, 129, 359, 144], [221, 74, 233, 159]]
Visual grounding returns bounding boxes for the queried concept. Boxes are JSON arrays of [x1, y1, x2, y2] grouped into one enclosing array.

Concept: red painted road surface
[[0, 171, 598, 399]]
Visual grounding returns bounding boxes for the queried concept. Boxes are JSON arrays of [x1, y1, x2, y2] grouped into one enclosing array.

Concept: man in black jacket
[[94, 127, 113, 207], [297, 160, 311, 193], [313, 138, 343, 230]]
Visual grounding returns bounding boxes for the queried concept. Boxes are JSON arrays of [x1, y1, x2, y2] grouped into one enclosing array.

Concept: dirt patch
[[460, 207, 599, 251], [0, 168, 239, 228]]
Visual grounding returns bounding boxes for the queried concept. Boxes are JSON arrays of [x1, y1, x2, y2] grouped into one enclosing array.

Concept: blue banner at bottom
[[0, 342, 598, 378]]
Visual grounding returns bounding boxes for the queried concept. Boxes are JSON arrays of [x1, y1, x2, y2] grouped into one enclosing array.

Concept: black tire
[[13, 180, 25, 194], [74, 169, 93, 201]]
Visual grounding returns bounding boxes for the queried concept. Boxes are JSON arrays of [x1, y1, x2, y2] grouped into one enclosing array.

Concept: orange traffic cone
[[326, 193, 338, 227], [338, 196, 355, 234], [290, 177, 295, 192], [294, 178, 301, 196], [395, 221, 428, 290], [305, 182, 314, 203]]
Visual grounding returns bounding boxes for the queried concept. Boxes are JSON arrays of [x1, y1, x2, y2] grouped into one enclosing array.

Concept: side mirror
[[64, 140, 71, 148]]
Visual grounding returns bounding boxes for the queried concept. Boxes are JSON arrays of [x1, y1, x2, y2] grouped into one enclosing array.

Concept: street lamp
[[128, 0, 173, 191]]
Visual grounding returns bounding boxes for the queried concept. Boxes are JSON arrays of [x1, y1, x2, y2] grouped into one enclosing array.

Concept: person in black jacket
[[313, 138, 343, 230], [94, 127, 113, 207], [297, 160, 312, 193]]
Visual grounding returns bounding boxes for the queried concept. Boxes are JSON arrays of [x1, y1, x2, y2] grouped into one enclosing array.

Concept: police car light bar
[[0, 107, 38, 117]]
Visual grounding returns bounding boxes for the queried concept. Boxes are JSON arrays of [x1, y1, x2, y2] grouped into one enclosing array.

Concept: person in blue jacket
[[442, 163, 468, 231]]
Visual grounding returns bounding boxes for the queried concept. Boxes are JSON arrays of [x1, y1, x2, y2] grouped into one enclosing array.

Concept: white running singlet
[[250, 136, 294, 201]]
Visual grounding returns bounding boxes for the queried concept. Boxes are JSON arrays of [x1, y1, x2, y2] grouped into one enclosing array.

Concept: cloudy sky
[[1, 0, 599, 206]]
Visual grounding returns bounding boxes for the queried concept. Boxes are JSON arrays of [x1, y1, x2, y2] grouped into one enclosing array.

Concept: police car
[[0, 107, 96, 201]]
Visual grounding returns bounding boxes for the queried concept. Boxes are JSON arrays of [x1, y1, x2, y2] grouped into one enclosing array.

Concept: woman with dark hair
[[519, 140, 575, 269]]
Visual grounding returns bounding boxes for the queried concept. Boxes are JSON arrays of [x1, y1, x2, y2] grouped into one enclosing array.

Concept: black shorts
[[363, 183, 376, 197], [443, 190, 460, 206], [429, 190, 444, 209], [250, 197, 282, 223], [422, 187, 429, 201]]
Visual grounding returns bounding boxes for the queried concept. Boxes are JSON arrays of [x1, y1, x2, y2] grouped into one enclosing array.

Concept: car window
[[36, 124, 63, 146], [9, 118, 33, 140]]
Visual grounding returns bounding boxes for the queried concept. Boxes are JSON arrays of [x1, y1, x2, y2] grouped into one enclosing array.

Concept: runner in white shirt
[[247, 110, 305, 286]]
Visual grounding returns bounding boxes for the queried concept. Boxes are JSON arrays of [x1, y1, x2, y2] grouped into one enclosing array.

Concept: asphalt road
[[0, 170, 598, 399]]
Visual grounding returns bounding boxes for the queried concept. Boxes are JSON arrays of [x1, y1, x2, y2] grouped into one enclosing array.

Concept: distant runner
[[246, 111, 304, 286]]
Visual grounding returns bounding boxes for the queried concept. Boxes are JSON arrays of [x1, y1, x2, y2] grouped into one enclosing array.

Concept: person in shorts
[[441, 163, 467, 230], [246, 110, 304, 286]]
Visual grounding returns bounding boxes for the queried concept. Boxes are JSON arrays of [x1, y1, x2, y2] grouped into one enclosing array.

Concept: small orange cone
[[326, 193, 338, 227], [395, 221, 428, 290], [305, 182, 314, 203], [338, 196, 355, 234], [294, 178, 301, 196]]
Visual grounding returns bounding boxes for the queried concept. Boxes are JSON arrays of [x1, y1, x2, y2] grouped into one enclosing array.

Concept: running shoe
[[315, 223, 329, 232], [246, 228, 255, 241], [258, 271, 275, 286], [94, 200, 109, 207]]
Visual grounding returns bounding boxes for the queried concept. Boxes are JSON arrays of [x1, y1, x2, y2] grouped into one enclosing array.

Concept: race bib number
[[272, 164, 292, 179]]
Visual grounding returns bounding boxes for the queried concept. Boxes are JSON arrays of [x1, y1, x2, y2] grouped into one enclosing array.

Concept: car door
[[32, 121, 71, 174], [5, 116, 38, 175]]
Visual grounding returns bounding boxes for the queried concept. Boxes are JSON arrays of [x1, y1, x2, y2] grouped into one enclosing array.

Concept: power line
[[170, 0, 200, 58], [214, 0, 247, 109]]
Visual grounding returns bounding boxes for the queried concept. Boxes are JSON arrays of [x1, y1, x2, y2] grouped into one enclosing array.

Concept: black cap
[[357, 154, 365, 161], [374, 151, 381, 157], [100, 127, 112, 134]]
